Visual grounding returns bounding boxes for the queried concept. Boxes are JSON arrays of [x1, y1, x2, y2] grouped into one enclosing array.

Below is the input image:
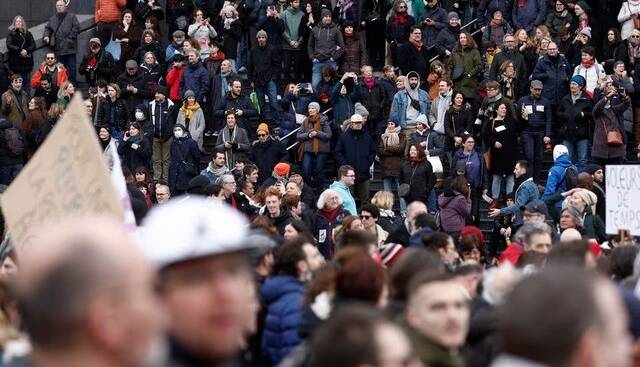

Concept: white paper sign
[[606, 165, 640, 235]]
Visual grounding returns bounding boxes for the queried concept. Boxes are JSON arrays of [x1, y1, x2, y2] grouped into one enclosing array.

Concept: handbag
[[427, 156, 443, 174], [602, 118, 624, 146], [292, 102, 306, 124], [105, 36, 121, 62], [399, 166, 417, 198]]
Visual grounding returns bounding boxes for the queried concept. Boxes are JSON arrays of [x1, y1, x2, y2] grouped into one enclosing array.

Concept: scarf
[[222, 125, 238, 165], [220, 71, 231, 96], [180, 102, 201, 121], [409, 37, 423, 51], [501, 76, 514, 99], [581, 58, 595, 69], [206, 162, 228, 177], [100, 137, 110, 150], [629, 43, 640, 64], [490, 18, 502, 28], [392, 12, 408, 26], [320, 205, 341, 222], [304, 114, 322, 154], [363, 76, 375, 90], [518, 0, 525, 7], [382, 126, 401, 148]]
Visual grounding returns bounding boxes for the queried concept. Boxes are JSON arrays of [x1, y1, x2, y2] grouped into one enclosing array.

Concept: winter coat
[[0, 89, 29, 130], [116, 71, 145, 117], [511, 0, 545, 32], [30, 62, 69, 90], [257, 16, 286, 50], [249, 138, 289, 184], [315, 206, 346, 257], [444, 105, 474, 151], [180, 61, 210, 103], [117, 134, 152, 173], [149, 99, 176, 140], [602, 41, 628, 67], [44, 12, 80, 56], [483, 117, 519, 175], [389, 88, 430, 128], [378, 131, 406, 178], [358, 80, 387, 121], [400, 159, 436, 204], [435, 25, 460, 57], [6, 29, 35, 73], [176, 106, 206, 151], [112, 23, 142, 65], [386, 13, 415, 44], [409, 130, 444, 156], [489, 48, 528, 82], [215, 125, 251, 167], [542, 153, 578, 207], [307, 21, 345, 61], [592, 94, 629, 159], [97, 97, 130, 132], [531, 54, 572, 105], [165, 42, 184, 65], [341, 35, 368, 73], [0, 118, 24, 166], [331, 81, 361, 127], [618, 1, 640, 40], [248, 44, 282, 86], [447, 47, 482, 99], [335, 127, 376, 182], [420, 6, 448, 49], [282, 7, 305, 50], [140, 62, 165, 99], [481, 22, 512, 48], [397, 42, 431, 77], [451, 148, 486, 190], [573, 62, 605, 96], [261, 275, 305, 366], [556, 92, 593, 141], [133, 41, 166, 65], [168, 136, 201, 192], [438, 192, 471, 233], [499, 177, 539, 225], [583, 208, 606, 242], [79, 50, 117, 85], [545, 10, 575, 37], [297, 115, 333, 154], [166, 66, 185, 102], [216, 18, 242, 59], [516, 95, 553, 136], [95, 0, 126, 23], [481, 0, 514, 24]]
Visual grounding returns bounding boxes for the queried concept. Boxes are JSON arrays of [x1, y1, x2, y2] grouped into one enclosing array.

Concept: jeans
[[153, 137, 172, 184], [383, 177, 407, 212], [311, 60, 337, 89], [427, 189, 438, 214], [563, 139, 589, 171], [237, 32, 248, 70], [302, 152, 327, 190], [57, 54, 76, 83], [522, 131, 544, 182], [255, 80, 279, 121], [0, 164, 23, 185], [491, 174, 514, 199]]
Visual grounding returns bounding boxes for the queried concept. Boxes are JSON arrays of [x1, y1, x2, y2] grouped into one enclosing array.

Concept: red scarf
[[363, 76, 375, 90], [409, 37, 423, 51], [321, 205, 341, 222], [581, 58, 595, 69], [410, 156, 425, 165], [518, 0, 525, 7], [392, 12, 408, 26]]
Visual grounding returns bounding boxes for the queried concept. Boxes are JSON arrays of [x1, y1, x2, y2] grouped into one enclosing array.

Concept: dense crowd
[[0, 0, 640, 365]]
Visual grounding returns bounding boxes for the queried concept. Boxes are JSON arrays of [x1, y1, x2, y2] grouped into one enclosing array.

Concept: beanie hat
[[416, 114, 429, 126], [573, 189, 598, 214], [570, 75, 586, 88], [257, 123, 269, 134], [174, 123, 186, 131], [308, 102, 320, 112], [125, 59, 138, 69], [183, 90, 195, 100], [321, 8, 332, 18], [135, 103, 149, 116], [584, 163, 603, 175], [460, 225, 485, 243], [256, 29, 268, 39], [448, 12, 459, 21], [156, 85, 169, 97], [379, 243, 405, 268], [553, 144, 569, 162], [274, 162, 290, 177], [579, 26, 592, 38], [354, 102, 369, 117], [351, 113, 364, 123], [576, 0, 591, 12]]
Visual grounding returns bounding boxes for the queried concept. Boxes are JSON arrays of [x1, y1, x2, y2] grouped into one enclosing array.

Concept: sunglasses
[[257, 133, 267, 137], [360, 214, 372, 219], [632, 35, 640, 38]]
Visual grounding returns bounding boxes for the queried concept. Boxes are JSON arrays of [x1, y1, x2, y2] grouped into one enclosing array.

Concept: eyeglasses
[[632, 35, 640, 38], [360, 214, 372, 219]]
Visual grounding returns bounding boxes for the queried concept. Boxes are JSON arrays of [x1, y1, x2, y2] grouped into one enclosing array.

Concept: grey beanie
[[184, 90, 196, 100], [354, 102, 369, 117], [308, 102, 320, 112]]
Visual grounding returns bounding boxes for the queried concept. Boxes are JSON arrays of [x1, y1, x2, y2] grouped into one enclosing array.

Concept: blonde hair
[[9, 15, 27, 31], [371, 191, 394, 210]]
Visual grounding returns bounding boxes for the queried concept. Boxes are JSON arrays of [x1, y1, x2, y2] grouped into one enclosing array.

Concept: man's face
[[438, 81, 449, 95], [555, 1, 564, 11], [84, 102, 93, 115], [410, 29, 421, 42], [615, 64, 626, 76], [257, 35, 267, 47], [226, 114, 236, 128], [351, 120, 363, 131], [46, 53, 56, 66], [322, 15, 332, 25], [286, 182, 301, 196], [504, 36, 516, 50], [570, 82, 581, 95], [523, 210, 544, 223], [593, 280, 633, 367], [359, 210, 377, 229], [547, 43, 558, 56], [221, 177, 237, 196], [439, 238, 460, 265], [292, 0, 300, 8], [221, 60, 231, 73], [302, 243, 324, 272], [594, 169, 604, 183], [161, 254, 255, 361], [530, 85, 542, 98], [513, 163, 526, 178], [156, 187, 170, 203], [342, 170, 356, 186], [247, 169, 259, 183], [188, 52, 198, 64], [409, 77, 419, 89], [257, 130, 268, 142], [407, 281, 469, 349], [213, 153, 225, 167], [174, 35, 185, 45], [11, 78, 22, 91], [265, 195, 281, 216], [40, 79, 51, 91], [127, 66, 137, 75], [231, 81, 242, 96], [526, 233, 552, 254], [56, 0, 66, 13]]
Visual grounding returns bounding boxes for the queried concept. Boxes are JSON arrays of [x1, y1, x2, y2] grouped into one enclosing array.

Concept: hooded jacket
[[542, 153, 577, 208], [307, 20, 345, 61], [531, 54, 572, 105], [389, 73, 431, 128], [329, 180, 357, 216], [438, 189, 471, 233]]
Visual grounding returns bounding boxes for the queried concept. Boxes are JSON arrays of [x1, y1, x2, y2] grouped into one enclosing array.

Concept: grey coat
[[215, 125, 251, 167], [44, 12, 80, 55], [296, 115, 332, 153]]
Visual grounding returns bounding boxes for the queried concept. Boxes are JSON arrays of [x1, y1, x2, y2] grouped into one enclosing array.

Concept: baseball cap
[[521, 200, 549, 217], [139, 197, 251, 268]]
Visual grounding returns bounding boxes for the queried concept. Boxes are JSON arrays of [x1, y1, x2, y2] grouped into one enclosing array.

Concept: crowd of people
[[0, 0, 640, 365]]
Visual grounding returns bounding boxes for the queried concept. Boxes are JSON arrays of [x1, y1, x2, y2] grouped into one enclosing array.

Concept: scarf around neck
[[304, 114, 322, 154], [363, 76, 375, 90], [180, 102, 201, 122], [581, 58, 595, 69], [409, 37, 423, 51], [382, 126, 401, 148]]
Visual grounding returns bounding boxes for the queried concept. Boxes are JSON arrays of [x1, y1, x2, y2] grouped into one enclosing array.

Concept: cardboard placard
[[606, 165, 640, 235], [1, 95, 123, 251]]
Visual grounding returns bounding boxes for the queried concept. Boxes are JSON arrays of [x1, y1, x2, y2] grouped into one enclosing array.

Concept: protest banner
[[606, 165, 640, 235], [1, 95, 124, 251]]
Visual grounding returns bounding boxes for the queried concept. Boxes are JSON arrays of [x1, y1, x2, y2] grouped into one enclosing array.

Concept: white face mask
[[174, 130, 184, 138], [135, 111, 145, 121]]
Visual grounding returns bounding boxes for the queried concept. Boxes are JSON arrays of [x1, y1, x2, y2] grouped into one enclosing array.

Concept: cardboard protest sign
[[606, 165, 640, 235], [1, 95, 123, 251]]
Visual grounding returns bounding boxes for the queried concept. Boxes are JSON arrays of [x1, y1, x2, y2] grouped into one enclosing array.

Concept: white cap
[[416, 114, 429, 126], [139, 197, 249, 268], [350, 113, 364, 123]]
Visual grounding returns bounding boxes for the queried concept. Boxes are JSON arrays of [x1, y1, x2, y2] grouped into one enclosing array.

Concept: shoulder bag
[[602, 117, 623, 146], [398, 165, 417, 197]]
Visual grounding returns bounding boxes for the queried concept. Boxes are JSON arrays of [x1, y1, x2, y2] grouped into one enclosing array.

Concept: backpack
[[563, 166, 578, 190], [4, 126, 24, 158]]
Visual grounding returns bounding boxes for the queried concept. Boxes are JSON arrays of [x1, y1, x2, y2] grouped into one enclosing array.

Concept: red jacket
[[30, 62, 69, 90], [498, 242, 524, 265], [166, 66, 185, 102], [95, 0, 126, 23]]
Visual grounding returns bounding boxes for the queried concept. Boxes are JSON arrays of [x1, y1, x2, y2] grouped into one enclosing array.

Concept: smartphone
[[617, 87, 626, 94]]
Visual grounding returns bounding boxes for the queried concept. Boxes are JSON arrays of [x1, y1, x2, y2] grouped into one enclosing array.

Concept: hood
[[554, 154, 573, 168], [261, 275, 304, 304], [438, 193, 458, 207], [404, 71, 421, 90]]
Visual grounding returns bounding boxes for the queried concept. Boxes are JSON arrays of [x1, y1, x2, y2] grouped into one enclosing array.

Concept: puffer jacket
[[6, 29, 35, 73], [261, 275, 305, 366], [95, 0, 126, 23], [168, 136, 201, 192], [341, 34, 368, 73], [308, 21, 345, 61], [180, 61, 210, 103], [378, 131, 406, 178], [531, 54, 572, 105]]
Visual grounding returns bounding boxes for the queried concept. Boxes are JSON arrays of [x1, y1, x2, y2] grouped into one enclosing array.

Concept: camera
[[298, 83, 312, 96]]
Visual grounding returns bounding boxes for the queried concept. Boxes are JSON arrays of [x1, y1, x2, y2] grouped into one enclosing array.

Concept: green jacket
[[282, 7, 304, 50], [404, 323, 465, 367]]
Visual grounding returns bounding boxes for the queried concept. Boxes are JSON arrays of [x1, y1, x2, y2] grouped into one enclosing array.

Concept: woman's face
[[409, 145, 418, 158], [349, 219, 364, 231], [99, 128, 110, 140], [0, 257, 17, 278], [66, 83, 75, 94], [144, 34, 153, 44], [145, 19, 153, 29], [306, 3, 312, 13], [535, 28, 542, 39], [581, 52, 593, 63], [454, 93, 464, 106], [123, 13, 132, 24], [129, 125, 140, 136], [574, 4, 583, 15], [459, 33, 468, 46], [462, 247, 481, 263], [559, 211, 577, 229], [196, 11, 204, 20], [464, 138, 475, 151], [325, 193, 341, 210], [569, 194, 587, 212], [283, 224, 299, 241], [187, 96, 196, 105], [15, 18, 24, 30], [226, 114, 236, 127], [344, 26, 354, 35], [183, 41, 193, 51], [496, 104, 507, 116], [517, 31, 527, 42], [384, 69, 395, 79], [363, 67, 373, 78], [608, 31, 615, 42], [28, 98, 36, 110], [504, 63, 515, 76], [308, 106, 318, 116], [396, 78, 405, 90], [107, 86, 117, 98], [135, 171, 146, 182], [145, 54, 155, 64]]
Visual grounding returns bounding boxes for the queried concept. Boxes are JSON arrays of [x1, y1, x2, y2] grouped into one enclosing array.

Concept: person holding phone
[[118, 122, 152, 174]]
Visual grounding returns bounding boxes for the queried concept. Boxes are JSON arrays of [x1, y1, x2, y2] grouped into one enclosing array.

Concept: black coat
[[248, 44, 281, 86], [116, 71, 145, 119], [444, 106, 474, 151], [0, 119, 23, 166], [79, 50, 117, 85], [6, 29, 35, 74], [133, 41, 166, 65], [358, 80, 388, 121], [335, 128, 376, 182], [97, 98, 130, 132], [400, 159, 436, 204], [168, 136, 201, 191], [397, 42, 431, 76], [385, 15, 416, 44], [117, 135, 152, 173], [556, 92, 593, 141], [249, 138, 289, 184], [482, 117, 519, 175], [44, 12, 80, 55]]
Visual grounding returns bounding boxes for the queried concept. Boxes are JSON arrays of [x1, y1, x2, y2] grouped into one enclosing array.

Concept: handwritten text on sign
[[606, 165, 640, 235]]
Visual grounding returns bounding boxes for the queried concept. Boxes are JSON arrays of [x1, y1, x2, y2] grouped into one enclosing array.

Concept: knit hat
[[172, 30, 185, 38], [351, 113, 364, 123], [521, 200, 549, 217], [342, 19, 355, 29], [89, 37, 101, 46], [308, 102, 320, 112], [321, 8, 332, 18], [448, 11, 459, 21], [575, 0, 591, 13], [530, 80, 543, 89], [223, 4, 236, 14], [354, 102, 369, 118], [572, 189, 598, 214], [454, 160, 467, 174], [379, 243, 405, 268], [584, 163, 603, 175], [256, 29, 268, 39], [570, 74, 586, 88], [184, 90, 195, 100], [135, 103, 149, 116], [579, 26, 592, 38], [257, 123, 269, 134], [460, 225, 485, 244], [416, 114, 429, 127], [174, 123, 186, 131], [274, 162, 290, 177], [553, 144, 569, 162], [156, 85, 169, 97]]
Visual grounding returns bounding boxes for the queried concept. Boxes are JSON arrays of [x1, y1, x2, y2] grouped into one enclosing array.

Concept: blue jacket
[[389, 90, 430, 128], [516, 95, 553, 136], [420, 7, 448, 49], [542, 154, 577, 208], [261, 275, 305, 366], [531, 54, 571, 105], [335, 127, 376, 183], [499, 177, 539, 225], [511, 0, 545, 32], [329, 180, 357, 216], [181, 61, 210, 103]]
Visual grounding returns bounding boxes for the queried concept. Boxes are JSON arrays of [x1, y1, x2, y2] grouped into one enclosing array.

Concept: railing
[[284, 108, 333, 151]]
